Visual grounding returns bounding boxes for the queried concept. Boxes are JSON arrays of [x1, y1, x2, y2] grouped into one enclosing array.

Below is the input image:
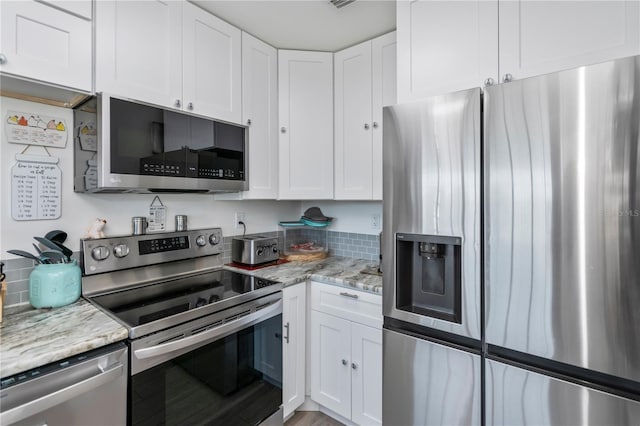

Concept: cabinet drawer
[[310, 281, 382, 328]]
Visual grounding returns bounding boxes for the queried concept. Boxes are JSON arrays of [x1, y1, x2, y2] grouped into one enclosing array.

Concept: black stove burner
[[90, 270, 278, 328]]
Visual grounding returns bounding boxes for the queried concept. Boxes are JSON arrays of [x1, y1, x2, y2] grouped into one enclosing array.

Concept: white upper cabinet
[[0, 0, 92, 91], [96, 0, 182, 108], [183, 2, 241, 122], [398, 0, 640, 101], [334, 41, 373, 200], [278, 50, 334, 200], [96, 1, 242, 123], [334, 32, 396, 200], [499, 0, 640, 81], [397, 0, 498, 102], [241, 32, 279, 199]]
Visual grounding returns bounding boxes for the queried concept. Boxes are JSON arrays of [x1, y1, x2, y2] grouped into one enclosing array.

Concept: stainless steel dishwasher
[[0, 342, 127, 426]]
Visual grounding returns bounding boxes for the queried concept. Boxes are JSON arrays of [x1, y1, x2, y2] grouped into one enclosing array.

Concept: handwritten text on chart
[[11, 161, 62, 220]]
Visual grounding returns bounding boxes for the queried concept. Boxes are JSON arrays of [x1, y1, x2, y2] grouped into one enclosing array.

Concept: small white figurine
[[85, 218, 107, 239]]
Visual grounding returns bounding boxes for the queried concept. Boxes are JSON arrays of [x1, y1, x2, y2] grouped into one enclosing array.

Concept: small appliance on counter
[[231, 236, 279, 266]]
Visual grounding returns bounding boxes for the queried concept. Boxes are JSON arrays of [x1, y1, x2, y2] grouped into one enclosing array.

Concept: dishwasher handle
[[0, 362, 124, 425]]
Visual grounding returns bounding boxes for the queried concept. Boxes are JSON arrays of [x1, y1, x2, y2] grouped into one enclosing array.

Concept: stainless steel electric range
[[81, 228, 283, 426]]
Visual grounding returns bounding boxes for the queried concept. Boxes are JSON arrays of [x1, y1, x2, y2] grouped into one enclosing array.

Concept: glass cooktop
[[90, 270, 279, 328]]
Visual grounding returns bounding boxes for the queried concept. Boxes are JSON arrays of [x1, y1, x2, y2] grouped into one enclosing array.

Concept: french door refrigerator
[[383, 55, 640, 426], [484, 55, 640, 424], [382, 87, 483, 425]]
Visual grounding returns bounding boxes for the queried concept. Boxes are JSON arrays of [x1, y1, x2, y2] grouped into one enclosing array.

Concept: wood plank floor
[[285, 411, 345, 426]]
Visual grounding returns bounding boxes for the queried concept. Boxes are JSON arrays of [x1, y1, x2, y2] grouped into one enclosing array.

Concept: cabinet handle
[[0, 54, 7, 65], [502, 73, 513, 83], [281, 127, 287, 133], [340, 292, 359, 299], [372, 122, 379, 129], [187, 102, 194, 110], [342, 359, 348, 366], [364, 123, 370, 130], [351, 362, 358, 370], [174, 99, 181, 108], [284, 322, 290, 344], [484, 77, 495, 87], [247, 119, 252, 126]]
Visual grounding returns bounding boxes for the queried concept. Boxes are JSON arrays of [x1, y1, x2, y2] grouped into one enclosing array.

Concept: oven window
[[131, 314, 282, 426]]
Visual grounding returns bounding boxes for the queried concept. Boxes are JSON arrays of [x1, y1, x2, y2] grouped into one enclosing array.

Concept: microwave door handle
[[151, 121, 164, 154], [134, 300, 282, 360]]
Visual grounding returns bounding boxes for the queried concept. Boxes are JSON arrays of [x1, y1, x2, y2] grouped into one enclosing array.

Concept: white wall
[[0, 97, 300, 256], [300, 200, 382, 235]]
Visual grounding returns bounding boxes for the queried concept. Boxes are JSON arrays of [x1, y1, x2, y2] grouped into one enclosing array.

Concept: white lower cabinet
[[282, 284, 306, 418], [309, 282, 382, 425]]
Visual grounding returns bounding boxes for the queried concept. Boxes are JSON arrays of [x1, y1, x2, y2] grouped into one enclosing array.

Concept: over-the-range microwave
[[73, 94, 248, 193]]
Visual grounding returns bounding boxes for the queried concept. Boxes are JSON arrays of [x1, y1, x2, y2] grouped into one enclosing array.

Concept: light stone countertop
[[0, 298, 129, 378], [224, 256, 383, 294], [1, 256, 380, 379]]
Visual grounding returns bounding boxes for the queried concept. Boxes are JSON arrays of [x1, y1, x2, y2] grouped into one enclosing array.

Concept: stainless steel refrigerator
[[382, 87, 483, 425], [484, 55, 640, 424], [383, 55, 640, 426]]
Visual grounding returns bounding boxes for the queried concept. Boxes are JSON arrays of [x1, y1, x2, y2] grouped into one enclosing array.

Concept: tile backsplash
[[1, 230, 379, 308]]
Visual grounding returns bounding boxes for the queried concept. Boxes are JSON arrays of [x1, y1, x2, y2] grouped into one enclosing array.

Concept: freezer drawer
[[383, 328, 480, 426], [486, 359, 640, 425]]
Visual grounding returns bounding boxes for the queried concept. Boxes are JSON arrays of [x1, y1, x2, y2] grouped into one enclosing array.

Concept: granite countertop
[[225, 256, 383, 294], [1, 256, 380, 379], [0, 298, 129, 378]]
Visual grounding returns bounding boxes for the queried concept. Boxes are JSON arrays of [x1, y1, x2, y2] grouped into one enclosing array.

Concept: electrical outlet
[[371, 214, 381, 229], [235, 212, 246, 228]]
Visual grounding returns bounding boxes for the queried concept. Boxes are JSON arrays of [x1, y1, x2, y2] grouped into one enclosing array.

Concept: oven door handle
[[134, 300, 282, 360]]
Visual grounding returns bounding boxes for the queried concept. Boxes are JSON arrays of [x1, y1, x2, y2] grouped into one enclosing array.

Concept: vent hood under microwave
[[73, 94, 248, 194]]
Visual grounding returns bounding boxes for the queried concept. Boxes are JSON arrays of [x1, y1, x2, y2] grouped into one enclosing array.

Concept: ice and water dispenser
[[396, 233, 462, 323]]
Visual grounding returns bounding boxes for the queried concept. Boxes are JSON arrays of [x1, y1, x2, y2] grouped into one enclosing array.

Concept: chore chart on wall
[[4, 101, 68, 221]]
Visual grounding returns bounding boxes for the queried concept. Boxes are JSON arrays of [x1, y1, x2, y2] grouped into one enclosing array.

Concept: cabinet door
[[396, 0, 498, 102], [278, 50, 334, 199], [371, 31, 397, 200], [282, 284, 307, 418], [183, 2, 242, 123], [96, 0, 182, 108], [1, 1, 91, 91], [310, 310, 351, 419], [334, 41, 373, 200], [241, 32, 279, 199], [499, 1, 640, 81], [351, 323, 382, 426]]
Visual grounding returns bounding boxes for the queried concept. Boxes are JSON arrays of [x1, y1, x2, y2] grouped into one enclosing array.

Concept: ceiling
[[192, 0, 396, 52]]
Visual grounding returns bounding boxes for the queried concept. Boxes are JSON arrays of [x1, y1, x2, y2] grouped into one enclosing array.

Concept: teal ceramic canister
[[29, 260, 81, 308]]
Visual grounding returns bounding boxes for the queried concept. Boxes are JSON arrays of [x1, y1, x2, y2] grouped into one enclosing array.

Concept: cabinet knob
[[187, 102, 194, 110], [502, 73, 513, 83], [351, 362, 358, 370], [174, 99, 181, 108], [484, 77, 495, 87], [364, 123, 370, 130], [281, 127, 287, 134], [247, 119, 252, 126], [342, 359, 348, 366], [0, 54, 7, 65], [372, 122, 379, 129]]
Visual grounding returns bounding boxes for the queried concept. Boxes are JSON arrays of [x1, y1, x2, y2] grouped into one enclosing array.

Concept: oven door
[[129, 293, 282, 426]]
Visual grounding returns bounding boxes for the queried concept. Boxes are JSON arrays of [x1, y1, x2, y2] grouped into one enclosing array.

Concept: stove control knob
[[271, 244, 278, 254], [113, 244, 130, 258], [209, 234, 219, 245], [256, 248, 264, 257], [91, 246, 110, 261], [196, 235, 207, 247]]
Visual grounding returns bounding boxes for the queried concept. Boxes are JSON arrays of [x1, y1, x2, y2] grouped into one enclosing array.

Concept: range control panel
[[81, 228, 223, 275]]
